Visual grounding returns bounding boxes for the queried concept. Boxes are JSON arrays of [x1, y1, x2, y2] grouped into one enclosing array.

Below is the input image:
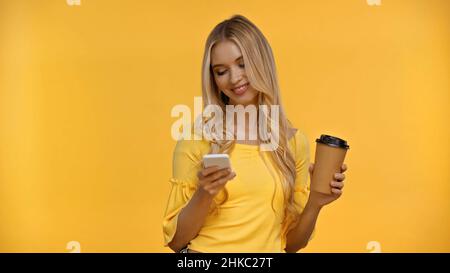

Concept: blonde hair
[[200, 15, 300, 232]]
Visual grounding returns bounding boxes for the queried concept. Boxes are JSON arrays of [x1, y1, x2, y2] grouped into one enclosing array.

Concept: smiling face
[[210, 40, 259, 106]]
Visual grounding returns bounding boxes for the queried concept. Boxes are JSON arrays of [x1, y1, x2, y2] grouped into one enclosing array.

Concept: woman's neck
[[232, 108, 260, 144]]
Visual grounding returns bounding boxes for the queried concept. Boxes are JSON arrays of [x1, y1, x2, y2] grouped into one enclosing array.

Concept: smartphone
[[203, 154, 231, 170]]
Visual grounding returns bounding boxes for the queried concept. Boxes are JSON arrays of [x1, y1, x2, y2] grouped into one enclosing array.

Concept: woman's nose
[[230, 68, 243, 84]]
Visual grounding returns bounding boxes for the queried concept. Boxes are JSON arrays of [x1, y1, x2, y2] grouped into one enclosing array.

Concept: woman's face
[[210, 40, 259, 106]]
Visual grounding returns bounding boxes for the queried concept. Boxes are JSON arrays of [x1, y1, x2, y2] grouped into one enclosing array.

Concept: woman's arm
[[168, 188, 214, 252], [284, 201, 322, 253], [168, 166, 236, 252], [285, 163, 347, 253]]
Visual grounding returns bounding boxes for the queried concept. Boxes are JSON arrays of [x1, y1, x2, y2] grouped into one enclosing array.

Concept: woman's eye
[[216, 70, 226, 76], [239, 63, 245, 68]]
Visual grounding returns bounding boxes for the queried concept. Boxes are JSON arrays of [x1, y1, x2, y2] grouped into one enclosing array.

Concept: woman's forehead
[[211, 40, 242, 66]]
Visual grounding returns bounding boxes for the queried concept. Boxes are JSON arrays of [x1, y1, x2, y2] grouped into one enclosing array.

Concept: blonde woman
[[163, 15, 347, 253]]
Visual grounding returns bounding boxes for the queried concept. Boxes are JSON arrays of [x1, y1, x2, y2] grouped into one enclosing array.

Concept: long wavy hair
[[199, 15, 300, 232]]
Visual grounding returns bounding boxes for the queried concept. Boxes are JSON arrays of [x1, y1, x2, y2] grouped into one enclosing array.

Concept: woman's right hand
[[197, 166, 236, 197]]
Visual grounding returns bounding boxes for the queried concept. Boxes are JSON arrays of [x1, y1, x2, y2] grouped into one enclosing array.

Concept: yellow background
[[0, 0, 448, 252]]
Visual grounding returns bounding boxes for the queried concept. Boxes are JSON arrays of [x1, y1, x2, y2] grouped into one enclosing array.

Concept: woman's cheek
[[217, 78, 229, 92]]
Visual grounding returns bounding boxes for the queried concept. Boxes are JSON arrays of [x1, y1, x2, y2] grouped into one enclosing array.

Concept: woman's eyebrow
[[212, 56, 243, 69]]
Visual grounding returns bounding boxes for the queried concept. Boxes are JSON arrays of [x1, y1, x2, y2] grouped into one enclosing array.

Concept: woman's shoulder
[[288, 128, 307, 142], [173, 136, 210, 156], [173, 123, 211, 156], [288, 128, 309, 157], [288, 128, 298, 140]]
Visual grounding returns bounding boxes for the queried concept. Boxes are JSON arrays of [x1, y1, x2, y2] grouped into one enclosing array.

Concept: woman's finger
[[341, 163, 347, 173], [200, 166, 220, 177], [331, 188, 342, 195], [208, 172, 236, 190], [206, 168, 231, 183], [214, 172, 236, 184], [330, 180, 344, 189], [334, 173, 345, 181], [198, 166, 219, 179]]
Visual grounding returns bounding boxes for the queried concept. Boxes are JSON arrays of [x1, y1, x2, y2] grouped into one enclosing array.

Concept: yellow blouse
[[162, 130, 312, 253]]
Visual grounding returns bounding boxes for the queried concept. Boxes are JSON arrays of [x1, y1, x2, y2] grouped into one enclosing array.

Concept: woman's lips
[[232, 83, 249, 95]]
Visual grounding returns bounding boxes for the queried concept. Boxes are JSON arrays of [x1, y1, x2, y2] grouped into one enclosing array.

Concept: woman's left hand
[[307, 163, 348, 209]]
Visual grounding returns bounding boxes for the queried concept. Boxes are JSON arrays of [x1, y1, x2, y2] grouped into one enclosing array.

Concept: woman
[[163, 15, 347, 253]]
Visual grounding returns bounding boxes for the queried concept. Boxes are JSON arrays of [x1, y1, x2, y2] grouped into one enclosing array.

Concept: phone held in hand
[[203, 154, 231, 170]]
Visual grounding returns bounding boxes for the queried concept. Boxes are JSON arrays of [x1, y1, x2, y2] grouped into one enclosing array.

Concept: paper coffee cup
[[311, 135, 349, 195]]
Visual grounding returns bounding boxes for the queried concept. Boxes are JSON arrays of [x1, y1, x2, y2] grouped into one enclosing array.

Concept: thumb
[[308, 163, 314, 174]]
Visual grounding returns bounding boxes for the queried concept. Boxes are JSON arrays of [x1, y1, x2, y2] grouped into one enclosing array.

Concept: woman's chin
[[229, 93, 258, 106]]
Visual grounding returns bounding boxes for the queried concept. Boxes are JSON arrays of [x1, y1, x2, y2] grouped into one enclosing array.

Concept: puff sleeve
[[293, 130, 316, 242], [162, 139, 208, 246], [281, 130, 314, 251], [292, 130, 311, 213]]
